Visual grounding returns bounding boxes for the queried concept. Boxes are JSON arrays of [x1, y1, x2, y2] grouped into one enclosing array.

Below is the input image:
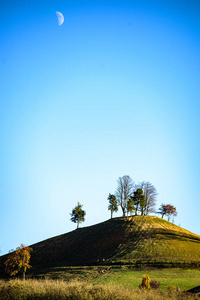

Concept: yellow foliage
[[139, 275, 151, 289], [4, 244, 32, 277]]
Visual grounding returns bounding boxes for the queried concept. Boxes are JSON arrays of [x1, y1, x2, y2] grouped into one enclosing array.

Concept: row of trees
[[108, 176, 158, 218], [70, 175, 177, 228], [107, 175, 177, 221]]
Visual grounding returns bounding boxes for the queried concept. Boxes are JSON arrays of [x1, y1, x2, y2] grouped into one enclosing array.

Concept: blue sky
[[1, 0, 200, 255]]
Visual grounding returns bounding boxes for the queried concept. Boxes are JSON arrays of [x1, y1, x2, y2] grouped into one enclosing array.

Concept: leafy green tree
[[139, 193, 146, 216], [70, 202, 86, 229], [127, 197, 135, 216], [4, 244, 32, 280], [132, 188, 146, 215], [107, 194, 118, 219]]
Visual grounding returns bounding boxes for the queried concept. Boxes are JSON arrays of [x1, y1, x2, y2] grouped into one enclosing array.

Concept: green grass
[[1, 265, 200, 299], [90, 267, 200, 291], [28, 265, 200, 292]]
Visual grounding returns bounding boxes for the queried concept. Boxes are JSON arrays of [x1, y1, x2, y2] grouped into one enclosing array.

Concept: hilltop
[[28, 216, 200, 269]]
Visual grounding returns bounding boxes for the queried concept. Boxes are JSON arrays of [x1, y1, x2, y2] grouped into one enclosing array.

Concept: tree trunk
[[146, 207, 148, 216], [141, 207, 145, 216], [111, 211, 113, 219], [77, 219, 80, 229], [135, 204, 138, 216], [23, 254, 26, 280], [122, 207, 126, 217]]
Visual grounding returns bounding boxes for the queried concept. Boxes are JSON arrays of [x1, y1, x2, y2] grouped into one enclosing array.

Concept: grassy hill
[[28, 216, 200, 269], [1, 216, 200, 277]]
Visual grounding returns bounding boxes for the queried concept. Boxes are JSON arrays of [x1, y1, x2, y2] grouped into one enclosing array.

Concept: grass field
[[29, 265, 200, 292], [90, 267, 200, 291], [0, 278, 198, 300]]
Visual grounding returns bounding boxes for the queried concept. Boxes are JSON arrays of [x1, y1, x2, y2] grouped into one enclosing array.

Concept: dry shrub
[[139, 275, 151, 289], [150, 280, 160, 290]]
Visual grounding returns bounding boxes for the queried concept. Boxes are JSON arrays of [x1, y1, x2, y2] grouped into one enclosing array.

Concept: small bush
[[139, 275, 151, 290], [150, 280, 160, 290]]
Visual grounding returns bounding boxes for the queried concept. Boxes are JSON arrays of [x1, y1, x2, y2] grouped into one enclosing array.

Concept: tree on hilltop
[[158, 204, 177, 221], [138, 181, 157, 215], [132, 188, 146, 216], [116, 175, 134, 217], [4, 244, 32, 280], [107, 194, 118, 219], [126, 197, 135, 216], [70, 202, 86, 229]]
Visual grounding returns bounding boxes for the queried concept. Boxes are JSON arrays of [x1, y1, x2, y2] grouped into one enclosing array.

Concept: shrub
[[150, 280, 160, 290], [139, 275, 151, 290]]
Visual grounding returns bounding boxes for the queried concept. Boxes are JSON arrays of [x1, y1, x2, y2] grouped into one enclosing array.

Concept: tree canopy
[[70, 202, 86, 229], [107, 194, 118, 219], [138, 181, 157, 215], [4, 244, 32, 280], [132, 188, 146, 216], [126, 197, 135, 216], [158, 204, 177, 221], [116, 175, 134, 217]]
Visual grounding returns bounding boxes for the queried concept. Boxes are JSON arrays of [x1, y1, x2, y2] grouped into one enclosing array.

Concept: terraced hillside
[[29, 216, 200, 268], [1, 216, 200, 273]]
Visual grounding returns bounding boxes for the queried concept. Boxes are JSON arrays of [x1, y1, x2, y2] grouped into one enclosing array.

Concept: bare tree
[[116, 175, 134, 217], [138, 181, 157, 215]]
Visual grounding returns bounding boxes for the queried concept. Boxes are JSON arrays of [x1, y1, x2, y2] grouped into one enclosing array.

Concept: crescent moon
[[56, 11, 64, 26]]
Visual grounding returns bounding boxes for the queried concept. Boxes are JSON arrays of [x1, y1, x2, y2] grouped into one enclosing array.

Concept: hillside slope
[[29, 216, 200, 268]]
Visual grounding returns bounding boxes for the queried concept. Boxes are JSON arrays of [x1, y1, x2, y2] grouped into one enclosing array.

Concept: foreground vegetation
[[1, 216, 200, 299], [90, 267, 200, 291], [29, 266, 200, 291], [0, 278, 198, 300]]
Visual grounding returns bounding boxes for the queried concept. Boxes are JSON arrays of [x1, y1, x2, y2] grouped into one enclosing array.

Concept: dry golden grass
[[0, 279, 197, 300]]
